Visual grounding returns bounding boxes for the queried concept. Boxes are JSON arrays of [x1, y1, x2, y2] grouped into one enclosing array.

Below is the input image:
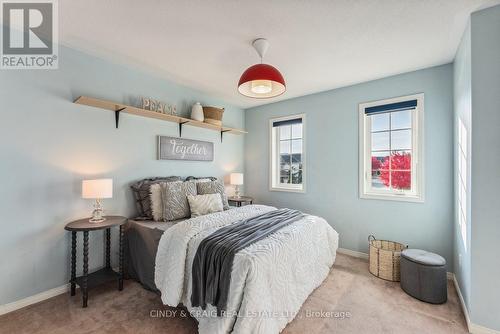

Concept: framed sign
[[158, 136, 214, 161]]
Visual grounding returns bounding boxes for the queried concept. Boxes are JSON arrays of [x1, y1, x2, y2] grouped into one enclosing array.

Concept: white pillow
[[150, 183, 165, 221], [187, 193, 223, 218], [194, 178, 212, 183]]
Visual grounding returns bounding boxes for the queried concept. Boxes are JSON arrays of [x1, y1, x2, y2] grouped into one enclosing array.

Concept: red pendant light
[[238, 38, 286, 99]]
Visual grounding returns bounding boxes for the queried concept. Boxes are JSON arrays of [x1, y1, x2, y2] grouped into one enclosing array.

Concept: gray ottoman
[[400, 249, 447, 304]]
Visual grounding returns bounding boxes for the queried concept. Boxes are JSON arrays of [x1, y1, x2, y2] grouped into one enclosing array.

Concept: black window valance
[[272, 118, 302, 127], [365, 99, 417, 115]]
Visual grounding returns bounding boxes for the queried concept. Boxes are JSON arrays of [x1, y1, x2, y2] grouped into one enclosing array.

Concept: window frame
[[269, 113, 306, 193], [358, 93, 424, 202]]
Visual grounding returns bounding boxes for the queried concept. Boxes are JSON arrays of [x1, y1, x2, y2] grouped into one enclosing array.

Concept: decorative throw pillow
[[185, 176, 217, 182], [162, 181, 197, 221], [130, 176, 182, 219], [192, 178, 212, 183], [196, 180, 229, 210], [187, 193, 223, 217], [150, 183, 165, 222]]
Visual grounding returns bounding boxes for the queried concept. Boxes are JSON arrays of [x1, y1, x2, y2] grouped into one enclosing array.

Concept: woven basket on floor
[[368, 235, 408, 282], [202, 106, 224, 126]]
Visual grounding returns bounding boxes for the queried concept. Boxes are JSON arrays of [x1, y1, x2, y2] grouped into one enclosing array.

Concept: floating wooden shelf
[[74, 96, 247, 141]]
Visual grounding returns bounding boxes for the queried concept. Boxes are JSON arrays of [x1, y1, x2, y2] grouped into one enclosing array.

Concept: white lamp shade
[[82, 179, 113, 199], [230, 173, 244, 185]]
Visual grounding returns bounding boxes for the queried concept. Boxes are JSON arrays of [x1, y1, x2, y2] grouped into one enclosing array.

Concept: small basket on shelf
[[368, 235, 408, 282], [202, 106, 224, 126]]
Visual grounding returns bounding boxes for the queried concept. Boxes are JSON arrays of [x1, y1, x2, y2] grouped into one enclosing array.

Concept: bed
[[126, 204, 339, 334]]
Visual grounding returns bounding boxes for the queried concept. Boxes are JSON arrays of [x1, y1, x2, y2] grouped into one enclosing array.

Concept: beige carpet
[[0, 254, 467, 334]]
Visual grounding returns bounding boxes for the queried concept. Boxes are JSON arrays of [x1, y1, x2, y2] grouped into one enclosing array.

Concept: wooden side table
[[228, 196, 254, 207], [64, 216, 127, 307]]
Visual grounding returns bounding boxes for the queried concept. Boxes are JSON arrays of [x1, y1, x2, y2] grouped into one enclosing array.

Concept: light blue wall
[[453, 22, 472, 311], [0, 46, 245, 306], [469, 5, 500, 330], [245, 64, 454, 267]]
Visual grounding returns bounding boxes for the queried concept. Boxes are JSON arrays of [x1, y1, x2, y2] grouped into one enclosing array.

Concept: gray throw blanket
[[191, 208, 305, 314]]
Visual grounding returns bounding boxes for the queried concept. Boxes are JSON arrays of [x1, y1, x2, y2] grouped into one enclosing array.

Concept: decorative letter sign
[[158, 136, 214, 161]]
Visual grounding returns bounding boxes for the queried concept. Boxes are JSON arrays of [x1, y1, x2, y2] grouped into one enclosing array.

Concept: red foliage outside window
[[379, 152, 412, 189], [371, 157, 382, 171]]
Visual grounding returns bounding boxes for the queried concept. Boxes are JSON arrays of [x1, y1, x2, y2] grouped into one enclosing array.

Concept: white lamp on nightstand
[[230, 173, 244, 198], [82, 179, 113, 223]]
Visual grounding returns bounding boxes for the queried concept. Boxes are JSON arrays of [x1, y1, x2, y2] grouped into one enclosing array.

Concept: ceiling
[[59, 0, 500, 108]]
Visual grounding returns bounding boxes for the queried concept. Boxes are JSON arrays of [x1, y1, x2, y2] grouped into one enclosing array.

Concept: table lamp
[[230, 173, 243, 198], [82, 179, 113, 223]]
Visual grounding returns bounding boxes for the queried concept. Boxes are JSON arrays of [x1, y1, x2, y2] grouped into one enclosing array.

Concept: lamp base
[[89, 199, 106, 223], [234, 185, 242, 199]]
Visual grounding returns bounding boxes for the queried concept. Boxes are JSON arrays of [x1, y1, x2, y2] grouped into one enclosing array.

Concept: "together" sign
[[158, 136, 214, 161]]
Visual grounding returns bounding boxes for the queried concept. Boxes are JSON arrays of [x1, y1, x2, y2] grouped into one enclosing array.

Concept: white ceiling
[[59, 0, 500, 108]]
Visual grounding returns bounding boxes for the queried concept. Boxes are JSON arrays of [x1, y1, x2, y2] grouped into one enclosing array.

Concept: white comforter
[[154, 205, 339, 334]]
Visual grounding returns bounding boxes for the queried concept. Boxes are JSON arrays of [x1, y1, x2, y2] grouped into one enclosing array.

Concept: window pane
[[391, 129, 411, 150], [372, 132, 390, 151], [391, 110, 411, 130], [280, 154, 290, 165], [280, 140, 290, 154], [291, 123, 302, 139], [391, 171, 411, 190], [279, 125, 291, 140], [370, 113, 389, 132], [292, 153, 302, 168], [291, 139, 302, 154], [280, 174, 290, 184], [372, 151, 389, 171], [459, 153, 466, 183], [390, 151, 411, 171], [280, 169, 290, 183], [459, 120, 467, 156], [280, 155, 290, 184], [291, 169, 302, 184], [460, 183, 466, 213], [372, 171, 389, 189]]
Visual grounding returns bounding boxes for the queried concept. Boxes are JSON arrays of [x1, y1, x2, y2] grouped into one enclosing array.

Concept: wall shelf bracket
[[114, 107, 126, 128], [179, 121, 189, 137], [221, 130, 230, 143]]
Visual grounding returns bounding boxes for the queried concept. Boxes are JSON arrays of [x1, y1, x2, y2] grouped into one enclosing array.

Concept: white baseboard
[[337, 247, 369, 260], [470, 324, 500, 334], [450, 273, 500, 334], [0, 284, 69, 316], [451, 273, 472, 333]]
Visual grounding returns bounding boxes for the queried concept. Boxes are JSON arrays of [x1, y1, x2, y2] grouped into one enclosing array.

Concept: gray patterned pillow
[[187, 193, 223, 217], [196, 180, 229, 210], [130, 176, 182, 219], [162, 181, 197, 220], [185, 176, 217, 182]]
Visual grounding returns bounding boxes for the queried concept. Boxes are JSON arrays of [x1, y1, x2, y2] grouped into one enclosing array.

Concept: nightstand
[[64, 216, 127, 307], [228, 196, 254, 207]]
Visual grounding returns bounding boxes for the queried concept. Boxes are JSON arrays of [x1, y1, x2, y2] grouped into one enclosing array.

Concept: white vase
[[191, 102, 204, 122]]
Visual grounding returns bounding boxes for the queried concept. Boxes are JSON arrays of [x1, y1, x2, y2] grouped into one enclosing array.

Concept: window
[[458, 118, 468, 249], [270, 114, 305, 192], [359, 94, 424, 202]]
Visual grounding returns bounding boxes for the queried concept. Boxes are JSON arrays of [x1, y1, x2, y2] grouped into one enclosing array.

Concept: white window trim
[[269, 113, 306, 193], [358, 93, 425, 203]]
